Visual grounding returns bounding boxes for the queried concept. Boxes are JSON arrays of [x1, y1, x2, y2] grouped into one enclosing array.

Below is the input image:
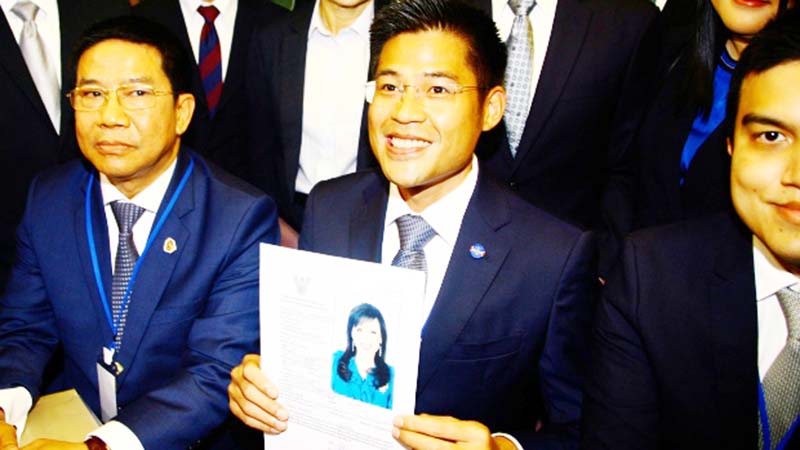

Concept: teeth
[[391, 138, 430, 148]]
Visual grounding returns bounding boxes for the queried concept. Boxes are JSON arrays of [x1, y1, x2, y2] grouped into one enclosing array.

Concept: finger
[[393, 425, 455, 450], [0, 414, 18, 450], [229, 369, 289, 422], [394, 415, 490, 444], [228, 392, 287, 434], [240, 354, 280, 400]]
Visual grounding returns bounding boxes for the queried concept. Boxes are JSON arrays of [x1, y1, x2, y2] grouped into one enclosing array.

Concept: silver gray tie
[[11, 1, 60, 132], [110, 201, 145, 351], [391, 214, 436, 273], [504, 0, 536, 158], [760, 287, 800, 449]]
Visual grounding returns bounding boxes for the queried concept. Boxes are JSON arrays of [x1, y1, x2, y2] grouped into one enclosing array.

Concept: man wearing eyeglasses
[[228, 1, 595, 449], [0, 16, 278, 450]]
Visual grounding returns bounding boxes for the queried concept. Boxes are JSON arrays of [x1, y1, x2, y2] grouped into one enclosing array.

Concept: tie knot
[[198, 5, 220, 23], [395, 214, 436, 252], [776, 287, 800, 340], [508, 0, 535, 16], [11, 1, 39, 22], [110, 201, 145, 235]]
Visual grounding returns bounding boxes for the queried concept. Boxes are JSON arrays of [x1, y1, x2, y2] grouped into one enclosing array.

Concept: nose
[[391, 85, 426, 124], [98, 91, 130, 127]]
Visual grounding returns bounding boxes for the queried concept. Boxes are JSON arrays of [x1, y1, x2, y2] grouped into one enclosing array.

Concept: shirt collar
[[1, 0, 58, 20], [753, 234, 800, 301], [308, 0, 373, 39], [385, 156, 479, 248], [179, 0, 235, 19], [99, 158, 178, 214]]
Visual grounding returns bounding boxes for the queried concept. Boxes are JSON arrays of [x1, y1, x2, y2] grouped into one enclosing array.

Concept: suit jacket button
[[508, 181, 517, 189]]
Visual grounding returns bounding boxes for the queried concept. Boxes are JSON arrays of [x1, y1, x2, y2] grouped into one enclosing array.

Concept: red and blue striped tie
[[198, 5, 222, 118]]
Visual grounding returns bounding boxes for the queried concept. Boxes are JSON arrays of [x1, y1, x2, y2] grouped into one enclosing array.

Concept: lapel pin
[[163, 237, 177, 254], [469, 243, 486, 260]]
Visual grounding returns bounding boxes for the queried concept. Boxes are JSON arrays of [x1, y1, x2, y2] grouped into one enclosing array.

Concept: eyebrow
[[76, 76, 155, 86], [374, 69, 460, 81], [741, 113, 790, 130]]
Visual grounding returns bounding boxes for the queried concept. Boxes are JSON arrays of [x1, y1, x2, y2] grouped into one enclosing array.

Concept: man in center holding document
[[228, 0, 596, 448]]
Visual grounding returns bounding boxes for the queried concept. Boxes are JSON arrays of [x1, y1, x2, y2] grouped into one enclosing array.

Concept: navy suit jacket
[[299, 168, 597, 449], [0, 150, 279, 449], [133, 0, 285, 181], [244, 0, 385, 230], [583, 212, 799, 449], [471, 0, 660, 272], [0, 0, 129, 291]]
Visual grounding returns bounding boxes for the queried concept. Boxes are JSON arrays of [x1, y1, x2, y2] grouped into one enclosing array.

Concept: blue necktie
[[198, 5, 222, 118], [391, 215, 436, 273], [110, 201, 144, 351]]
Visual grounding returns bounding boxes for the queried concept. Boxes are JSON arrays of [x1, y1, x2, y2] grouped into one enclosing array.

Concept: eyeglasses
[[67, 85, 173, 111], [365, 80, 482, 104]]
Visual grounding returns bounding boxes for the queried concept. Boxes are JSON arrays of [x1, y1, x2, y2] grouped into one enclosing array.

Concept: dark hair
[[369, 0, 506, 94], [336, 303, 390, 389], [683, 0, 793, 117], [72, 16, 192, 96], [725, 8, 800, 139]]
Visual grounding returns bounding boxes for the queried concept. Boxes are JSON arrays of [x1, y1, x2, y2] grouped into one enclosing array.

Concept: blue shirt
[[331, 350, 394, 409], [679, 50, 736, 185]]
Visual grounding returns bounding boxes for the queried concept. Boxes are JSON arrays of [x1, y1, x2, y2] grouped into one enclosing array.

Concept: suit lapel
[[513, 0, 591, 168], [0, 13, 52, 129], [708, 216, 759, 447], [348, 176, 387, 263], [116, 153, 195, 383], [279, 2, 313, 190], [74, 169, 116, 347], [216, 0, 252, 113], [416, 174, 511, 393]]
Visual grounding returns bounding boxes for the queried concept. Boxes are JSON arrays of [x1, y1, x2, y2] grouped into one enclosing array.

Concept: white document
[[260, 244, 426, 450]]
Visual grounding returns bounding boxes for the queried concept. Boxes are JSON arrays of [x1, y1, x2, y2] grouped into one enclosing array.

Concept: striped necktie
[[198, 5, 222, 118]]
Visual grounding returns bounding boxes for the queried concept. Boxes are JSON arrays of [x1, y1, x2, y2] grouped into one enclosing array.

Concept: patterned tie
[[760, 287, 800, 449], [110, 201, 145, 351], [391, 215, 436, 273], [11, 1, 60, 132], [503, 0, 535, 158], [198, 5, 222, 118]]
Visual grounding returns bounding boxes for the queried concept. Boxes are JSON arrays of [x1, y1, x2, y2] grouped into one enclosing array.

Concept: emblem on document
[[163, 237, 178, 254], [294, 274, 310, 296]]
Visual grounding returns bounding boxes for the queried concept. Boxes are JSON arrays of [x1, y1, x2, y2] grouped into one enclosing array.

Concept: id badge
[[96, 346, 121, 422]]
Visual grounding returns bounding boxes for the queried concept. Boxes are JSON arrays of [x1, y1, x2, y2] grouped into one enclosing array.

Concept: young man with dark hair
[[583, 9, 800, 449], [0, 16, 278, 450], [229, 1, 596, 449]]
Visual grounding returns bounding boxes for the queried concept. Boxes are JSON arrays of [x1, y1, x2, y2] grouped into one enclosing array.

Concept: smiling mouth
[[387, 136, 432, 153]]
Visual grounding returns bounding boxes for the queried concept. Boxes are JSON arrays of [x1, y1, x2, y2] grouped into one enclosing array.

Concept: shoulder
[[578, 0, 659, 21], [626, 212, 740, 263], [26, 159, 91, 206]]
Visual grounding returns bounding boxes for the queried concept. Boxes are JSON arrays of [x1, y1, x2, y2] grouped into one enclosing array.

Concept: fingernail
[[392, 416, 403, 427], [277, 409, 289, 421], [266, 387, 278, 398], [392, 426, 400, 438]]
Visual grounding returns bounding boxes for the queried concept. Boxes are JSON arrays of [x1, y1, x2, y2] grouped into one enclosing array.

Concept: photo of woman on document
[[331, 303, 394, 409]]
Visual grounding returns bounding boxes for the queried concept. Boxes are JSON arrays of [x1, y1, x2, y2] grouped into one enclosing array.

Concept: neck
[[399, 160, 472, 213], [726, 36, 750, 61], [319, 0, 370, 35], [108, 143, 180, 199]]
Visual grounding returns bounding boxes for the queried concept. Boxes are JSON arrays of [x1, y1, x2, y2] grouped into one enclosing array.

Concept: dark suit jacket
[[245, 0, 385, 230], [133, 0, 285, 181], [582, 212, 799, 449], [0, 150, 279, 449], [299, 168, 597, 449], [634, 50, 733, 229], [471, 0, 660, 259], [0, 0, 129, 291]]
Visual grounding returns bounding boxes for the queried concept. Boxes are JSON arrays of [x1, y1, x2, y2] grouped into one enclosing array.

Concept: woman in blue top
[[635, 0, 794, 228], [331, 303, 393, 409]]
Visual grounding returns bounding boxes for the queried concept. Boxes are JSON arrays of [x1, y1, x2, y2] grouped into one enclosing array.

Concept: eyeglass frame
[[67, 85, 175, 111], [365, 80, 484, 104]]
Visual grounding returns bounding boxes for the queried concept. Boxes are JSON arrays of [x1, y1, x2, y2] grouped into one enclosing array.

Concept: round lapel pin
[[469, 243, 486, 260]]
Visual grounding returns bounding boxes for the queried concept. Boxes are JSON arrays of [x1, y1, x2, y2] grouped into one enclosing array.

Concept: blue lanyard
[[85, 157, 194, 350], [758, 379, 800, 450]]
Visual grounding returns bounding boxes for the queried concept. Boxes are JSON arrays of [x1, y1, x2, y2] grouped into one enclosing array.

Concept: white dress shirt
[[1, 0, 61, 132], [0, 160, 176, 450], [753, 236, 797, 380], [492, 0, 557, 109], [179, 0, 237, 81], [295, 0, 372, 194]]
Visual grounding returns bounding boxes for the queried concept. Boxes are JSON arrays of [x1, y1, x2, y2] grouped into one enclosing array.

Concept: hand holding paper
[[392, 414, 517, 450], [0, 409, 19, 450], [228, 354, 288, 434]]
